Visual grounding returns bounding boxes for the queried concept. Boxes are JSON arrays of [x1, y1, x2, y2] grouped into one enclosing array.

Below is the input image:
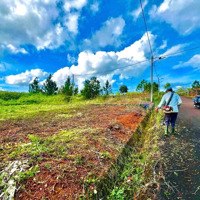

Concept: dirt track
[[158, 96, 200, 200]]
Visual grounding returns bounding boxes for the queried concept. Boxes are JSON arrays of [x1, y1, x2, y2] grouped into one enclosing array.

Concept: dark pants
[[165, 113, 178, 127]]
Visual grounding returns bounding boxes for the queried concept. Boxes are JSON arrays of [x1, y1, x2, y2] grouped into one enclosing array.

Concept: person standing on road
[[155, 86, 182, 136]]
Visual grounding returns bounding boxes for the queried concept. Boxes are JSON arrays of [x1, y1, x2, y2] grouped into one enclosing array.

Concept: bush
[[0, 91, 26, 101]]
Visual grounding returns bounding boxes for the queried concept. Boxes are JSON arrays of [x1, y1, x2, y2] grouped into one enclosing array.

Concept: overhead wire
[[154, 46, 200, 61], [139, 0, 154, 57]]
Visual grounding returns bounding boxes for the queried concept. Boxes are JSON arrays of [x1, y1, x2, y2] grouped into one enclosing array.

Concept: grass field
[[0, 92, 156, 199]]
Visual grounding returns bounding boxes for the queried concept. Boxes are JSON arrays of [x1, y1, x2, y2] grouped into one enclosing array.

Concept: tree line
[[29, 74, 114, 99], [29, 74, 200, 99]]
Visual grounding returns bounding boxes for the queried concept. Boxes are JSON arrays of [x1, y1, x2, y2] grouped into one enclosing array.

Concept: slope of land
[[0, 95, 154, 199]]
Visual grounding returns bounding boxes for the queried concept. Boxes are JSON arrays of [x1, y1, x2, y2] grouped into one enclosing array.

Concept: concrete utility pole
[[151, 56, 154, 102], [72, 74, 75, 96]]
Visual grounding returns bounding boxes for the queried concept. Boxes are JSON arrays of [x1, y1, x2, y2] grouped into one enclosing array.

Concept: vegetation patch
[[0, 96, 150, 199]]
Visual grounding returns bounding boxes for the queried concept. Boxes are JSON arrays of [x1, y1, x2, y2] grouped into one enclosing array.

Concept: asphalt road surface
[[158, 96, 200, 200], [179, 96, 200, 129]]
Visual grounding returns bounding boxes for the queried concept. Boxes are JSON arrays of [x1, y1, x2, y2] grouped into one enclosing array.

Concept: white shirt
[[158, 92, 182, 113]]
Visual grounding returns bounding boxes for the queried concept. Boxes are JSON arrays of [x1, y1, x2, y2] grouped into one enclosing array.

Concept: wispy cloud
[[130, 0, 148, 21], [90, 1, 99, 14], [173, 54, 200, 71], [83, 17, 125, 50], [159, 44, 188, 57], [5, 69, 47, 86], [149, 0, 200, 35], [159, 40, 167, 50]]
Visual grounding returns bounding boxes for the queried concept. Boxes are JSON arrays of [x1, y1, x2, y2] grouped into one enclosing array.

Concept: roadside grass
[[102, 111, 162, 200]]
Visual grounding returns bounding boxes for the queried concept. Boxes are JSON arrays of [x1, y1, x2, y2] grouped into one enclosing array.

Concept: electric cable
[[154, 46, 200, 61], [139, 0, 153, 57]]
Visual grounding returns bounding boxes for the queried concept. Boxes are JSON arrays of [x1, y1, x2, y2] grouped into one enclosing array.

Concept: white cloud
[[83, 17, 125, 49], [7, 44, 28, 54], [52, 32, 155, 89], [131, 0, 148, 21], [159, 40, 167, 50], [52, 67, 73, 87], [150, 0, 200, 35], [173, 54, 200, 71], [0, 87, 5, 91], [159, 44, 187, 57], [0, 0, 87, 53], [65, 13, 79, 34], [5, 69, 47, 86], [90, 2, 99, 14], [67, 54, 76, 63], [64, 0, 87, 12], [176, 86, 182, 89]]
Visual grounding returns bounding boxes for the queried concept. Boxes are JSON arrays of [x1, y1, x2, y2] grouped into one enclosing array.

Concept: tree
[[43, 74, 58, 95], [136, 80, 158, 93], [29, 77, 41, 93], [153, 82, 159, 93], [74, 87, 79, 95], [192, 80, 200, 89], [164, 83, 171, 89], [81, 77, 101, 99], [62, 77, 73, 96], [136, 80, 148, 93], [103, 80, 112, 95], [119, 85, 128, 94], [176, 87, 188, 95], [61, 76, 79, 97]]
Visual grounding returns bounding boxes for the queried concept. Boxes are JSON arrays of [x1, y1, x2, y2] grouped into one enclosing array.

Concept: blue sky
[[0, 0, 200, 93]]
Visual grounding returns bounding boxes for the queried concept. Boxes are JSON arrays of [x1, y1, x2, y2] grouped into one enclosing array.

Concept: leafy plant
[[19, 165, 40, 182], [109, 187, 127, 200]]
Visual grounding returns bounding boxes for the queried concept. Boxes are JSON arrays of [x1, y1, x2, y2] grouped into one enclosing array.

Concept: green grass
[[105, 111, 162, 200], [0, 91, 149, 120]]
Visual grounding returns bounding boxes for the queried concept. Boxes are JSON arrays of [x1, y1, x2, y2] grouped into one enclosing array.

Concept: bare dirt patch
[[0, 103, 147, 199]]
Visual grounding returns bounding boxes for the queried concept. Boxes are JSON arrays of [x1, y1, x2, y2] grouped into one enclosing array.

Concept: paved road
[[158, 96, 200, 200], [179, 96, 200, 129]]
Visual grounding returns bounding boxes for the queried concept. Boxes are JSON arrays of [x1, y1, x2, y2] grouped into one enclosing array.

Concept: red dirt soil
[[1, 104, 146, 200]]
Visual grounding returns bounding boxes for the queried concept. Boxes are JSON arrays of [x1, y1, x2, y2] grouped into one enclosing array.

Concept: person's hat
[[166, 86, 172, 92]]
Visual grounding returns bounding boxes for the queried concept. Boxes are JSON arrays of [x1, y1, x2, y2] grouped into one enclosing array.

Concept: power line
[[139, 0, 153, 57], [72, 45, 200, 77], [154, 46, 200, 61]]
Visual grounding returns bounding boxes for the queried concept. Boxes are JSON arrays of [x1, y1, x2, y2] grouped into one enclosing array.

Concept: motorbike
[[193, 95, 200, 109]]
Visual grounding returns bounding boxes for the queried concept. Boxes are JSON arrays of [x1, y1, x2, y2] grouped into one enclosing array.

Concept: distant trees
[[119, 85, 128, 94], [61, 76, 78, 96], [103, 80, 112, 96], [136, 79, 148, 93], [136, 79, 158, 93], [42, 74, 58, 95], [29, 77, 41, 93], [27, 74, 116, 100], [81, 77, 101, 99], [192, 80, 200, 89], [164, 83, 171, 89]]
